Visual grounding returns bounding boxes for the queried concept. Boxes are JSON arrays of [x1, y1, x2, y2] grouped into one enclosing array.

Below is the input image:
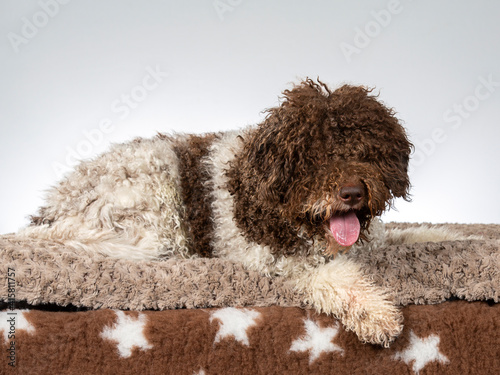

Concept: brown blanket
[[1, 223, 499, 374], [0, 302, 498, 375]]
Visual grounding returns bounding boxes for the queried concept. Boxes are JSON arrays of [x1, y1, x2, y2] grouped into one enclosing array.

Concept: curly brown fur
[[227, 79, 412, 257], [172, 133, 218, 257]]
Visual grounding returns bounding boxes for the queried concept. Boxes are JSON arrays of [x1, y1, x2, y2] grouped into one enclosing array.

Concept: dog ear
[[387, 154, 411, 200], [239, 116, 300, 206], [377, 113, 413, 201], [242, 80, 332, 209], [329, 84, 413, 201]]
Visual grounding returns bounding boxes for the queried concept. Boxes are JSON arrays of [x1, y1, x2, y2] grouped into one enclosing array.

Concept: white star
[[290, 318, 344, 364], [393, 330, 449, 374], [0, 310, 35, 342], [210, 307, 261, 346], [101, 311, 152, 358]]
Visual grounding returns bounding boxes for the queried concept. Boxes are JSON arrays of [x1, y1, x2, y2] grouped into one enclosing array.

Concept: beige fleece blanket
[[1, 223, 499, 310]]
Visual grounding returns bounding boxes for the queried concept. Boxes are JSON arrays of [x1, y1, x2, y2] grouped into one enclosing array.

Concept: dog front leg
[[297, 255, 403, 347]]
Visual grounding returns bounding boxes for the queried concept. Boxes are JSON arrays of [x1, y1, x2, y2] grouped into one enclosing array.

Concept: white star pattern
[[0, 310, 35, 342], [290, 318, 344, 364], [100, 311, 152, 358], [210, 307, 261, 346], [393, 330, 449, 374]]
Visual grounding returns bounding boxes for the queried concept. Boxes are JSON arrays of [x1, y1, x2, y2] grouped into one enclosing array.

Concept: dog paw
[[303, 256, 403, 347], [339, 292, 403, 347]]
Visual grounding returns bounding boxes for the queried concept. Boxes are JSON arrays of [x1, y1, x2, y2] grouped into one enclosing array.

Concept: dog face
[[228, 79, 412, 256]]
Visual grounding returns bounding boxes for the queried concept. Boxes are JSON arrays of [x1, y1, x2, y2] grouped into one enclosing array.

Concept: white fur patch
[[385, 224, 472, 246], [298, 255, 403, 346], [206, 130, 275, 273], [20, 136, 190, 260]]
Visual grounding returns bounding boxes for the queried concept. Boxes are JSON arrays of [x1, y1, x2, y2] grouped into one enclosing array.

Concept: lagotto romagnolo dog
[[22, 79, 412, 346]]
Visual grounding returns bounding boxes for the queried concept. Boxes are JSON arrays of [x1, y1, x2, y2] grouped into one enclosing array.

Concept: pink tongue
[[329, 212, 360, 247]]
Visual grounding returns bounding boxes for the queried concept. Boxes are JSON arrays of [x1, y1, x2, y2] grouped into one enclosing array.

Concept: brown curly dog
[[23, 79, 412, 346]]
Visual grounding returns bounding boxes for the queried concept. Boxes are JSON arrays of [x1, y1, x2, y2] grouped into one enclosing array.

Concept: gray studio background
[[1, 0, 499, 234]]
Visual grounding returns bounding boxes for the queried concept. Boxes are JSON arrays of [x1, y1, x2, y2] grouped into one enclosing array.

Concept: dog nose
[[338, 184, 365, 206]]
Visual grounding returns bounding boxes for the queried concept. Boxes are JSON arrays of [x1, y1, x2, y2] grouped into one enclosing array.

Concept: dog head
[[228, 79, 412, 256]]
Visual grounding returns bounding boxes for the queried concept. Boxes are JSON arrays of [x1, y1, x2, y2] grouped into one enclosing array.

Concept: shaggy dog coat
[[23, 80, 413, 346]]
